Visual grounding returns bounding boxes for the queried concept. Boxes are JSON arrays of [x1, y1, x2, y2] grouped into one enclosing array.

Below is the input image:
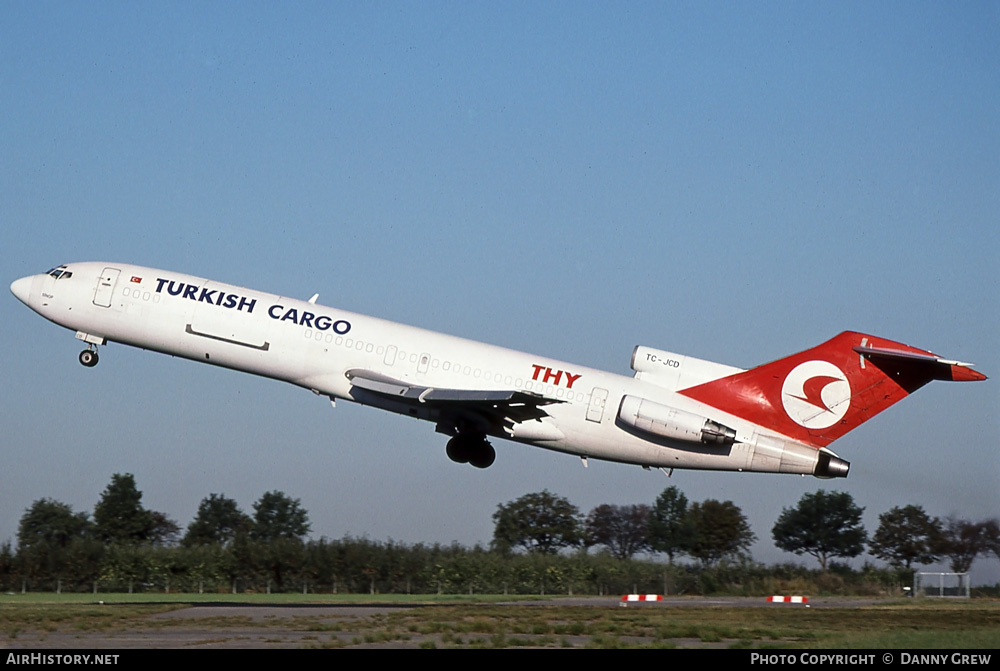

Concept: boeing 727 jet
[[10, 263, 986, 478]]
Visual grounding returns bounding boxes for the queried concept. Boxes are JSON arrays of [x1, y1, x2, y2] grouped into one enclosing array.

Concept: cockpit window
[[46, 265, 72, 279]]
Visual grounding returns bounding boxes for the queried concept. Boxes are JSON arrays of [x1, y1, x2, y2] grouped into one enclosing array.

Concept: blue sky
[[2, 2, 998, 582]]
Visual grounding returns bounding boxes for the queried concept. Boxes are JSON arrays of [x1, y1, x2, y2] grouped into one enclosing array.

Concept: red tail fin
[[678, 332, 985, 447]]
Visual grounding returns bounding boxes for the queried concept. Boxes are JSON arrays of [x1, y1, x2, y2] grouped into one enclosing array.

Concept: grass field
[[1, 594, 998, 649]]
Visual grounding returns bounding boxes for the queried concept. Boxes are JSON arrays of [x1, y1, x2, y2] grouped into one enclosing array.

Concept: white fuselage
[[11, 262, 831, 475]]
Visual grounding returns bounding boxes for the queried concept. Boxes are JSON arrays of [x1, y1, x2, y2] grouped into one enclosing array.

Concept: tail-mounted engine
[[617, 395, 737, 446], [630, 346, 743, 391]]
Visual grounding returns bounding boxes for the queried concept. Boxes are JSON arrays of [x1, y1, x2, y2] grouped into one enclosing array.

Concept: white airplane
[[11, 262, 986, 477]]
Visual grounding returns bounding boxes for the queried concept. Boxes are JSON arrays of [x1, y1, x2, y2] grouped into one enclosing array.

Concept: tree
[[585, 504, 650, 560], [491, 490, 583, 555], [687, 499, 756, 566], [251, 491, 311, 542], [937, 517, 996, 574], [647, 486, 694, 563], [868, 505, 943, 569], [771, 490, 866, 570], [93, 473, 178, 545], [184, 494, 253, 547], [0, 541, 16, 592], [93, 474, 154, 544], [17, 498, 95, 588], [18, 499, 92, 551], [149, 511, 181, 547], [985, 519, 1000, 563]]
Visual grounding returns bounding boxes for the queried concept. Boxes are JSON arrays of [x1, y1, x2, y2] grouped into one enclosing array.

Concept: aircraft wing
[[345, 369, 562, 424]]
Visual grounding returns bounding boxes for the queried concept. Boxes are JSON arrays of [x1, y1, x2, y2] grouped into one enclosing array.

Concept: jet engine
[[630, 346, 743, 391], [617, 395, 737, 445]]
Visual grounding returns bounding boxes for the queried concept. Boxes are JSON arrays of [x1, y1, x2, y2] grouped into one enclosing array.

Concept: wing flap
[[345, 369, 562, 423]]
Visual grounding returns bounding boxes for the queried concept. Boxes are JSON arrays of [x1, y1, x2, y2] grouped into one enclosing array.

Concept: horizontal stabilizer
[[852, 344, 986, 384]]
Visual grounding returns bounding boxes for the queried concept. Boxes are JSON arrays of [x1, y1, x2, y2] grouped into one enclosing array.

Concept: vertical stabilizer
[[678, 331, 985, 447]]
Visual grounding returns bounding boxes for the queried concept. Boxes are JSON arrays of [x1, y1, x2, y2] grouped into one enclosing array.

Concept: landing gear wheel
[[446, 436, 471, 464], [468, 442, 496, 469], [79, 349, 99, 367], [446, 434, 495, 468], [446, 434, 496, 468]]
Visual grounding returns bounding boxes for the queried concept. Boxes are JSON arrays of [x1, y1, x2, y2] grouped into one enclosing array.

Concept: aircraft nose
[[10, 275, 33, 305]]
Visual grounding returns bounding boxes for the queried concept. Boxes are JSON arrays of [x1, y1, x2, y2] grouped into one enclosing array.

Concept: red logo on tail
[[781, 362, 851, 429], [790, 375, 843, 412]]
